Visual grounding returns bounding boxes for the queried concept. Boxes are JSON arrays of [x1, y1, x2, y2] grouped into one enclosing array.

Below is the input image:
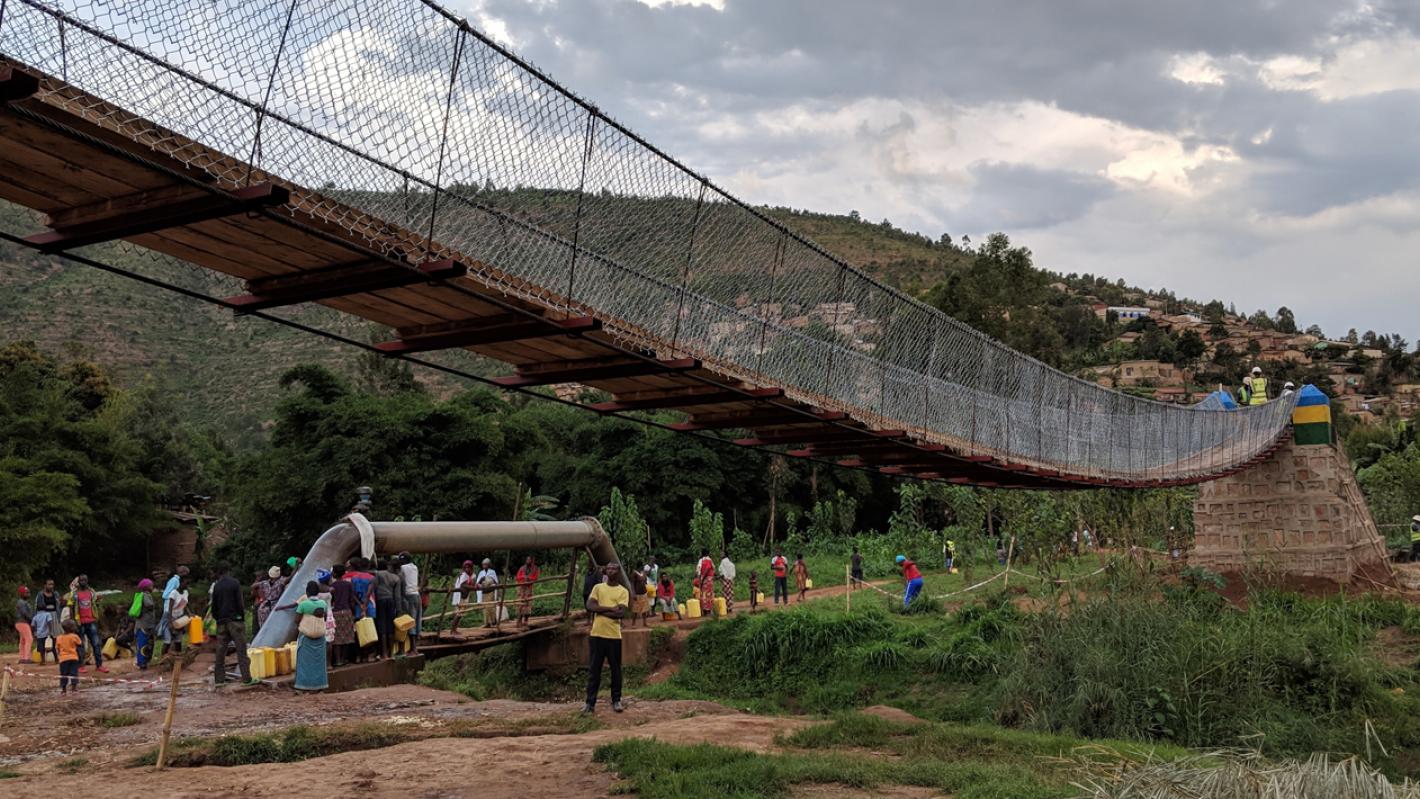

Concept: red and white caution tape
[[4, 665, 164, 687]]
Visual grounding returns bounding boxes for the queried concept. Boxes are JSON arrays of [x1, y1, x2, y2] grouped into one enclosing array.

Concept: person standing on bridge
[[770, 549, 790, 605], [477, 559, 501, 628], [896, 555, 924, 610], [515, 556, 539, 629], [452, 560, 475, 609], [583, 561, 629, 715], [1246, 366, 1269, 405]]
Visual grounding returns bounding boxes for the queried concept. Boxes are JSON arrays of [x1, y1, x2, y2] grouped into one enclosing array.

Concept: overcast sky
[[452, 0, 1420, 342]]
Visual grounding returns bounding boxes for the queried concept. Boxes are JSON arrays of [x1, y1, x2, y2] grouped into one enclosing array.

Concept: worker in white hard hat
[[1282, 381, 1296, 397], [1245, 366, 1268, 406]]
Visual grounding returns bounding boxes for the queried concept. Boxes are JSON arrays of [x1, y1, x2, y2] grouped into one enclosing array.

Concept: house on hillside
[[1090, 359, 1184, 388], [1157, 313, 1203, 330], [1090, 301, 1109, 319], [1107, 305, 1151, 321], [1153, 386, 1188, 403]]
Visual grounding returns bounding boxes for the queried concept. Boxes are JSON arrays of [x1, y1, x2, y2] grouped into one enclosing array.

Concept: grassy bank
[[595, 712, 1193, 799], [641, 583, 1420, 775]]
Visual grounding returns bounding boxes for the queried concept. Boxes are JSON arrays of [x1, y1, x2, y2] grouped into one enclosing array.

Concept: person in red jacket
[[896, 555, 923, 610], [769, 549, 789, 605]]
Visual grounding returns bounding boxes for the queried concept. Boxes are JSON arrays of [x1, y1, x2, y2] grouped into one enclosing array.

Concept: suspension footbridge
[[0, 0, 1297, 489]]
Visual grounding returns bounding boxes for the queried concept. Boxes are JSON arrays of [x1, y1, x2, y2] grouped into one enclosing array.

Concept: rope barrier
[[851, 559, 1117, 605], [3, 665, 165, 687]]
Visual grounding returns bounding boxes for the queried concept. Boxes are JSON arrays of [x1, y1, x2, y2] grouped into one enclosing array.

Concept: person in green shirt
[[583, 561, 629, 714]]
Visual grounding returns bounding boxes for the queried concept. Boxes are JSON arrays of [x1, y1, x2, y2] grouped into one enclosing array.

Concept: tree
[[599, 488, 649, 571], [688, 498, 725, 556], [1274, 306, 1297, 334], [1305, 324, 1324, 338], [1176, 329, 1206, 366], [0, 342, 168, 583], [222, 366, 529, 567], [1202, 300, 1226, 322]]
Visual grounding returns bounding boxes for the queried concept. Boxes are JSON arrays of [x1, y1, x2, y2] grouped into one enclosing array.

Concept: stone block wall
[[1192, 437, 1391, 583]]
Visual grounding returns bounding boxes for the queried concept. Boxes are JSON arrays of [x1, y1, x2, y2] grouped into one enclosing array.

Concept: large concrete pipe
[[252, 516, 626, 648]]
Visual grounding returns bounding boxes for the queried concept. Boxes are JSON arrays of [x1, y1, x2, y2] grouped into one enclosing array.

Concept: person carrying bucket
[[896, 555, 923, 610]]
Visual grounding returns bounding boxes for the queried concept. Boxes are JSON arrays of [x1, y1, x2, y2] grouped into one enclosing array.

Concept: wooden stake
[[1003, 535, 1017, 592], [845, 563, 851, 612], [0, 667, 10, 725], [156, 657, 183, 770]]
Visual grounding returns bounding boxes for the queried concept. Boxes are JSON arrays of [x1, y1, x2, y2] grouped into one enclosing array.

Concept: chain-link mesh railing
[[0, 0, 1298, 482]]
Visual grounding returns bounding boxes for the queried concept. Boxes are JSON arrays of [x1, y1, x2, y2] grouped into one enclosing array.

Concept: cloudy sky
[[448, 0, 1418, 341]]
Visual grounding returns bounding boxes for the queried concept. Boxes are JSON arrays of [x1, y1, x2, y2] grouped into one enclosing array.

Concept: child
[[748, 571, 759, 612], [794, 554, 809, 603], [56, 619, 82, 695]]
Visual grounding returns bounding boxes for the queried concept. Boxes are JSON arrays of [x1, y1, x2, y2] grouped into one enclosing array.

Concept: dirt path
[[1, 685, 808, 798]]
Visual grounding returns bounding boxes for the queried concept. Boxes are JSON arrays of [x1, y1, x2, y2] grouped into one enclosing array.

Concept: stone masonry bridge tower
[[1191, 386, 1393, 586]]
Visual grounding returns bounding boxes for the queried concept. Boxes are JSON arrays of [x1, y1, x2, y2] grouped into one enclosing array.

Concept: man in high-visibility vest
[[1246, 366, 1269, 405]]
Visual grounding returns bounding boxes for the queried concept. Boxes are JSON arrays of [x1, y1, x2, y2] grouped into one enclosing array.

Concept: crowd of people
[[13, 569, 196, 677], [12, 546, 955, 697]]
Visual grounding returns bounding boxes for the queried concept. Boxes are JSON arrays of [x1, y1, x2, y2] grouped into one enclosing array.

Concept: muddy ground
[[1, 656, 809, 798], [0, 583, 882, 798]]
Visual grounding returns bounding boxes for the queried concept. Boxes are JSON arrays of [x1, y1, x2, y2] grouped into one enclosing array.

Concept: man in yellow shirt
[[583, 561, 629, 714]]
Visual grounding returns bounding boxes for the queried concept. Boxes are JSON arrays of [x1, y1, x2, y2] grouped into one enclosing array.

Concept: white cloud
[[1169, 52, 1227, 86], [1262, 34, 1420, 99], [635, 0, 726, 8]]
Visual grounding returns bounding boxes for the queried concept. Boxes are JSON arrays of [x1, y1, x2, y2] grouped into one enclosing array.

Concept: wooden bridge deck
[[0, 61, 1286, 489]]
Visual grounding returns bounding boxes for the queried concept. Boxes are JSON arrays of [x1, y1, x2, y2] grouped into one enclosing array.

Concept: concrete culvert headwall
[[251, 515, 625, 648]]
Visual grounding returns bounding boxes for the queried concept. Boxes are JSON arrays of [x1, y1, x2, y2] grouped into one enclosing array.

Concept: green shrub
[[996, 592, 1420, 765]]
